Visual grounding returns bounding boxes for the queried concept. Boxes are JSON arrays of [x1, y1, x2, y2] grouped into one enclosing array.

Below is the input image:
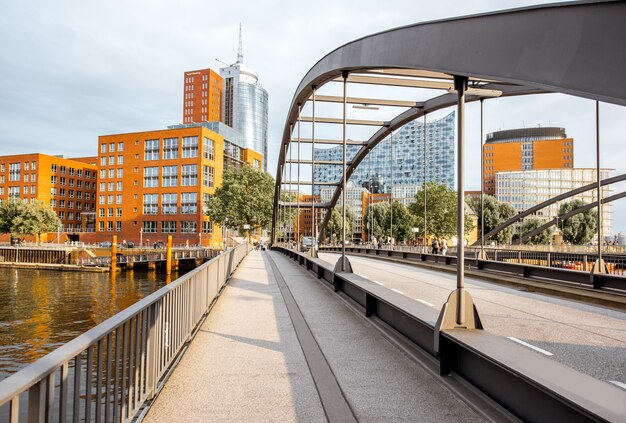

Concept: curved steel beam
[[474, 173, 626, 245], [273, 1, 626, 242], [521, 191, 626, 242]]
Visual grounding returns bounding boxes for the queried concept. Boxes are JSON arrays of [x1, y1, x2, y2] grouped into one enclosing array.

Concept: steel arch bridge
[[271, 1, 626, 246]]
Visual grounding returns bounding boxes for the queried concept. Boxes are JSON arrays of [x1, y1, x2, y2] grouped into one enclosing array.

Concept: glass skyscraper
[[313, 111, 455, 195], [220, 61, 269, 172]]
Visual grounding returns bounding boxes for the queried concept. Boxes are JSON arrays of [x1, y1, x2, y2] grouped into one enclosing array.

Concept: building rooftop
[[486, 127, 566, 143]]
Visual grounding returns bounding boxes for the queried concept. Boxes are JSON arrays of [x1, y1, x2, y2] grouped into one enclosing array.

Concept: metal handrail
[[0, 243, 250, 422]]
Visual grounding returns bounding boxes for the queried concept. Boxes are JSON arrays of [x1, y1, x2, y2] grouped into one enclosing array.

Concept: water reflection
[[0, 267, 182, 381]]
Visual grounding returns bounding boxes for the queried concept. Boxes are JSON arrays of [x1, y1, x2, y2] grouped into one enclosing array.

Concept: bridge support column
[[435, 76, 482, 355], [111, 235, 117, 271], [166, 235, 172, 275]]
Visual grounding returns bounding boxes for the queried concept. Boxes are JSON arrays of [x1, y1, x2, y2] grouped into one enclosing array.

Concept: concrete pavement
[[144, 250, 486, 422]]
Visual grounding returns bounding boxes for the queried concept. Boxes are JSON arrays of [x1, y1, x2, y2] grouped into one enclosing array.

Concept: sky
[[1, 0, 625, 232]]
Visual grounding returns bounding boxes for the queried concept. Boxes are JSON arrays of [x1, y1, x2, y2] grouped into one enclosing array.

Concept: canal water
[[0, 267, 186, 382]]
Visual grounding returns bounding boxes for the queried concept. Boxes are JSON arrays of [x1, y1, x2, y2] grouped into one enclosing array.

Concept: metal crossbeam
[[300, 116, 386, 126], [335, 74, 454, 90], [311, 94, 422, 108], [283, 180, 336, 186], [292, 138, 366, 145], [285, 159, 347, 165]]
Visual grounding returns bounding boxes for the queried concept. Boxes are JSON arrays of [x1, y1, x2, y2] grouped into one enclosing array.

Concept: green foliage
[[364, 202, 389, 241], [204, 164, 275, 235], [558, 199, 597, 245], [0, 199, 61, 242], [468, 194, 517, 244], [327, 207, 355, 241], [522, 218, 554, 245], [408, 182, 474, 239]]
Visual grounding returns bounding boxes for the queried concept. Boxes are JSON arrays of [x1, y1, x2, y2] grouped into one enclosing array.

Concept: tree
[[522, 218, 554, 245], [0, 199, 61, 243], [364, 202, 389, 241], [378, 201, 416, 242], [205, 164, 275, 237], [468, 195, 517, 245], [408, 182, 475, 239], [326, 207, 355, 242], [558, 199, 597, 245]]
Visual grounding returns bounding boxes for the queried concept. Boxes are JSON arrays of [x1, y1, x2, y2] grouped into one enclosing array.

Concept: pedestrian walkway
[[144, 250, 485, 422]]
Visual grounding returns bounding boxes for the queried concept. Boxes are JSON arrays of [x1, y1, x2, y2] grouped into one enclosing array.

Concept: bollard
[[166, 235, 173, 275], [111, 235, 117, 271]]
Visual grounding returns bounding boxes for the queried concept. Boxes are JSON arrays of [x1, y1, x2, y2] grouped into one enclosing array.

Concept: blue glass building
[[313, 111, 455, 194]]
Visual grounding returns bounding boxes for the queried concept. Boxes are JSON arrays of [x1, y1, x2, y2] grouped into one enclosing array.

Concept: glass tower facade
[[313, 111, 455, 194], [220, 63, 269, 172]]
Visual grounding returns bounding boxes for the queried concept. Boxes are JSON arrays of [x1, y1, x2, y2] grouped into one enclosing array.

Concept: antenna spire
[[237, 23, 243, 63]]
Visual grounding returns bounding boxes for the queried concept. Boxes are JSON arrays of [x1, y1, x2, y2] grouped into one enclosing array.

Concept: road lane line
[[391, 288, 405, 295], [506, 337, 553, 356], [415, 298, 434, 307], [609, 380, 626, 390], [371, 280, 384, 286]]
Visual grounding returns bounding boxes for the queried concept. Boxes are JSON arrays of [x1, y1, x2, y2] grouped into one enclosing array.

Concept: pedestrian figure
[[441, 239, 448, 255], [432, 239, 440, 254]]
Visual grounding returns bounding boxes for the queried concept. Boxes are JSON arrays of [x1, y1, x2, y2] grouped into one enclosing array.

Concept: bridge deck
[[144, 250, 486, 422]]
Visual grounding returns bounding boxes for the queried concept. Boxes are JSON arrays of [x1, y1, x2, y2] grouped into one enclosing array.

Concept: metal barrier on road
[[319, 246, 626, 294], [0, 243, 250, 423]]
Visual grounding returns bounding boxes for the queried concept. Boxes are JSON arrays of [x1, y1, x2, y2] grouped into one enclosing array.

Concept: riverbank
[[0, 262, 108, 272]]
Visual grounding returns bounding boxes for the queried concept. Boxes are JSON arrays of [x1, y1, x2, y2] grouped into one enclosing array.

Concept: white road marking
[[506, 337, 554, 356], [415, 298, 434, 307], [609, 380, 626, 390], [371, 280, 384, 286], [391, 288, 405, 295]]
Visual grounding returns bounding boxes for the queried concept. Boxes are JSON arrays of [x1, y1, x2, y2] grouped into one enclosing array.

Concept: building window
[[181, 192, 197, 214], [9, 163, 20, 181], [118, 142, 124, 151], [107, 208, 113, 217], [101, 144, 107, 153], [202, 221, 213, 234], [117, 156, 123, 165], [117, 168, 123, 178], [162, 221, 177, 233], [100, 169, 106, 179], [203, 166, 214, 187], [203, 137, 215, 160], [100, 157, 106, 166], [162, 165, 178, 187], [107, 195, 113, 204], [182, 164, 198, 186], [116, 208, 122, 217], [116, 182, 122, 191], [182, 136, 198, 158], [142, 221, 157, 233], [99, 221, 104, 231], [116, 194, 122, 204], [108, 169, 114, 178], [143, 194, 158, 214], [99, 195, 105, 205], [144, 139, 160, 160], [115, 221, 122, 231], [163, 138, 179, 159], [99, 208, 105, 217], [254, 159, 260, 170], [107, 221, 113, 231], [162, 193, 178, 214], [181, 221, 197, 233], [108, 182, 114, 192], [60, 189, 66, 197], [143, 167, 158, 187]]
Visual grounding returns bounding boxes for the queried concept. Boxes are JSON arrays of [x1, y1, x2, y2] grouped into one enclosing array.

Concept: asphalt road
[[319, 252, 626, 390]]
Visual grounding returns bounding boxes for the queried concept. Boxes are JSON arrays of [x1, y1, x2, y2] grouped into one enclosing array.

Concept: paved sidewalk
[[144, 251, 484, 422]]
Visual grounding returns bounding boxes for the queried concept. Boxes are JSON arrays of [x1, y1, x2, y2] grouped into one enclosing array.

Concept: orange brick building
[[96, 125, 261, 247], [483, 127, 573, 195], [183, 69, 222, 124], [0, 153, 97, 242]]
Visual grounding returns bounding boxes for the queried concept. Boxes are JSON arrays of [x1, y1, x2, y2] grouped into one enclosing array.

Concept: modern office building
[[182, 69, 223, 124], [314, 112, 455, 194], [219, 48, 269, 171], [0, 153, 97, 241], [483, 127, 573, 195], [96, 125, 262, 247], [495, 168, 612, 238], [320, 184, 371, 241]]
